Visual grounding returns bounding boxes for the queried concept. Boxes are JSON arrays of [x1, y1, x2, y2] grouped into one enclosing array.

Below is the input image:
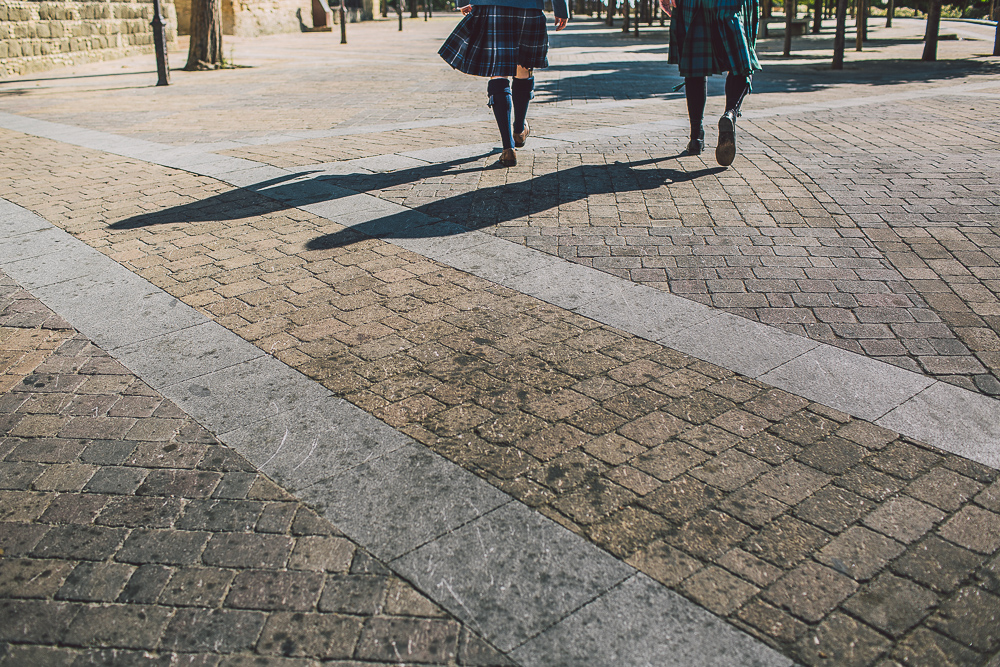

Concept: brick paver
[[0, 272, 510, 666], [1, 13, 999, 667]]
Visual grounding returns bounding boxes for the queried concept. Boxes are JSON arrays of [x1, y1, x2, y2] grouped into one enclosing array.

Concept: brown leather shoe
[[499, 148, 517, 167], [513, 122, 529, 148]]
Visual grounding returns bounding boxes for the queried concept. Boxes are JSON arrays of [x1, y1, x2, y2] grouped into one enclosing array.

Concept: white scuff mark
[[475, 526, 494, 587], [261, 429, 289, 469], [439, 577, 486, 636], [291, 438, 319, 471]]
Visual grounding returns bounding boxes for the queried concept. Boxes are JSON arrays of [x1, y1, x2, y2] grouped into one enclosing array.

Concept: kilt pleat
[[439, 6, 549, 78], [669, 0, 760, 78]]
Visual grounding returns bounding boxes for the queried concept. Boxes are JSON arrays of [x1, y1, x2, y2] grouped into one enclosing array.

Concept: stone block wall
[[0, 0, 176, 78], [174, 0, 374, 37]]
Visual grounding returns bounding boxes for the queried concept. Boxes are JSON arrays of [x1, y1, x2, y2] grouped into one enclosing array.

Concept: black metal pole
[[832, 0, 847, 68], [151, 0, 170, 86], [340, 0, 347, 43]]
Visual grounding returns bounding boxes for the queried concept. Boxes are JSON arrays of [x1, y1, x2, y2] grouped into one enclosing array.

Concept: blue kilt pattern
[[439, 6, 549, 78], [669, 0, 760, 78]]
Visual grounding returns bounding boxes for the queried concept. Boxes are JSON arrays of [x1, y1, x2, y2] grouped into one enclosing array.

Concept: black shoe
[[686, 128, 705, 155], [716, 111, 737, 166]]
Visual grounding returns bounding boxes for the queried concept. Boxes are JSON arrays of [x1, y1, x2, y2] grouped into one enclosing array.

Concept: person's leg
[[724, 72, 751, 115], [685, 76, 707, 154], [488, 77, 516, 164], [717, 72, 751, 167], [511, 65, 533, 147]]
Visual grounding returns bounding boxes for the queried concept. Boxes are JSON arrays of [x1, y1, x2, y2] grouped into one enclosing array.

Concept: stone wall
[[174, 0, 376, 37], [0, 0, 177, 78]]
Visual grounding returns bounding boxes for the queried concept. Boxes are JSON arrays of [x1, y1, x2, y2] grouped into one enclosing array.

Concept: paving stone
[[843, 573, 939, 639], [318, 574, 390, 615], [158, 567, 235, 607], [95, 496, 183, 528], [626, 539, 703, 587], [116, 529, 210, 566], [256, 611, 364, 659], [202, 533, 293, 569], [794, 485, 876, 534], [679, 564, 759, 617], [226, 570, 324, 611], [0, 599, 80, 643], [927, 587, 1000, 653], [62, 604, 173, 650], [752, 461, 831, 505], [890, 627, 984, 667], [30, 524, 125, 561], [55, 561, 133, 602], [892, 535, 986, 595], [667, 509, 753, 561], [160, 608, 267, 653], [355, 617, 461, 664], [792, 613, 892, 667], [117, 564, 173, 604], [763, 561, 858, 623], [863, 496, 947, 544], [744, 514, 831, 570], [937, 505, 1000, 555]]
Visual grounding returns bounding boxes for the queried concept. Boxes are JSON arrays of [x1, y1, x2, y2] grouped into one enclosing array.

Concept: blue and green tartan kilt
[[439, 6, 549, 78], [669, 0, 760, 78]]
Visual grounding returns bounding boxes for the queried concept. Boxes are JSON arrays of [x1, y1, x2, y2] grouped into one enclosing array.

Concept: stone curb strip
[[1, 109, 996, 469], [0, 197, 791, 664]]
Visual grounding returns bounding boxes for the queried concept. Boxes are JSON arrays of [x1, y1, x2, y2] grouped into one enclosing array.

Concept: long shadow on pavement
[[110, 153, 725, 247]]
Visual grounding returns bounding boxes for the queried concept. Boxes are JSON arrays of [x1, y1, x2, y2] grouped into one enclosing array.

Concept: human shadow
[[304, 159, 726, 250]]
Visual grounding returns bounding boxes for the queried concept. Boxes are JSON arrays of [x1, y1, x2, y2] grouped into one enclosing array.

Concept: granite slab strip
[[758, 345, 938, 423], [391, 502, 636, 653], [877, 383, 1000, 469], [511, 574, 794, 667], [0, 195, 795, 665]]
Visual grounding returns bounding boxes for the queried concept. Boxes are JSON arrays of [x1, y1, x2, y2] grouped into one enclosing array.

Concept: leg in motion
[[684, 76, 706, 155], [511, 66, 534, 148], [717, 72, 750, 166], [488, 77, 517, 166]]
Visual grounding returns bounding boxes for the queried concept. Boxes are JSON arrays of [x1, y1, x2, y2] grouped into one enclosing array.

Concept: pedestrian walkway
[[1, 14, 999, 667]]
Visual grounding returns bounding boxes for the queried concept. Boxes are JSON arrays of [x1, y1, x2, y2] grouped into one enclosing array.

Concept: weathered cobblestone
[[0, 276, 510, 665]]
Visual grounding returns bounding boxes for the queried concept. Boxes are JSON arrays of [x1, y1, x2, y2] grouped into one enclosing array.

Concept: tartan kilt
[[439, 6, 549, 78], [669, 0, 760, 78]]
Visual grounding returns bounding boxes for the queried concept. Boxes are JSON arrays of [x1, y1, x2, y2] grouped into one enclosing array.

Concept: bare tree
[[185, 0, 223, 70], [993, 0, 999, 56]]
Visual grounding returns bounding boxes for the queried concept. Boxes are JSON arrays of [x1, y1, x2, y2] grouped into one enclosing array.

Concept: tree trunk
[[607, 0, 617, 25], [855, 0, 863, 49], [410, 0, 417, 18], [762, 0, 770, 37], [783, 0, 794, 55], [622, 0, 630, 31], [922, 0, 942, 60], [813, 0, 822, 32], [832, 0, 847, 68], [885, 0, 893, 27], [185, 0, 223, 70]]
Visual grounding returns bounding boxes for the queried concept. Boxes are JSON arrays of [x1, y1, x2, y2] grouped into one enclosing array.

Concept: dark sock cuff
[[487, 78, 511, 94], [511, 77, 534, 92]]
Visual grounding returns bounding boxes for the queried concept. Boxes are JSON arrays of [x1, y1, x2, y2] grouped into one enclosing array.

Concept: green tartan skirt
[[669, 0, 761, 78]]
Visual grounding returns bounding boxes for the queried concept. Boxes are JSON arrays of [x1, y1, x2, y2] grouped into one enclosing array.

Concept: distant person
[[662, 0, 760, 165], [439, 0, 568, 167]]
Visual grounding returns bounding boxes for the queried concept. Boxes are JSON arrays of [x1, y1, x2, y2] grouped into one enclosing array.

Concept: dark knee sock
[[725, 73, 752, 115], [487, 78, 514, 149], [511, 77, 534, 134], [685, 76, 707, 139]]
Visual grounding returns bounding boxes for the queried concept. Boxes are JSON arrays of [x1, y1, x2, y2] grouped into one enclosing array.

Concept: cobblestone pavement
[[0, 271, 511, 666], [1, 13, 1000, 667]]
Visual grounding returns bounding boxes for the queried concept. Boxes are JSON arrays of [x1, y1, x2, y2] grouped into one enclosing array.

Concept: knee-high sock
[[511, 77, 534, 134], [725, 73, 752, 115], [487, 78, 514, 149], [685, 76, 707, 139]]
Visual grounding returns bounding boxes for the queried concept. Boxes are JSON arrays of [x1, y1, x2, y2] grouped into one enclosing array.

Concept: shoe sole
[[514, 124, 529, 148], [716, 115, 736, 167]]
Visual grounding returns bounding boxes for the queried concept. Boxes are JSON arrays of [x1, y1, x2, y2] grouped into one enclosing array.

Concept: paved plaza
[[1, 13, 1000, 666]]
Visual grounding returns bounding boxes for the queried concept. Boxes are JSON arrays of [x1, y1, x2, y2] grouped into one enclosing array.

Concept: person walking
[[439, 0, 568, 167], [662, 0, 760, 166]]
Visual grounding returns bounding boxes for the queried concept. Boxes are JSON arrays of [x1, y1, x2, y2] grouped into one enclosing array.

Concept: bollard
[[151, 0, 170, 85]]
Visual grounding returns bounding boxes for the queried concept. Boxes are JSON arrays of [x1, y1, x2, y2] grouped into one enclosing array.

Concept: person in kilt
[[439, 0, 568, 166], [662, 0, 760, 166]]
